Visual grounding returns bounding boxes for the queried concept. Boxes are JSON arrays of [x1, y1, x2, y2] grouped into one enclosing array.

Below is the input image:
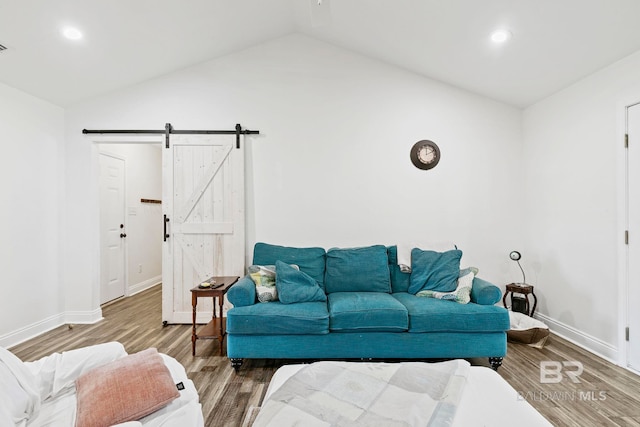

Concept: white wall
[[523, 49, 640, 362], [64, 34, 524, 320], [2, 30, 638, 364], [99, 144, 162, 294], [0, 82, 65, 346]]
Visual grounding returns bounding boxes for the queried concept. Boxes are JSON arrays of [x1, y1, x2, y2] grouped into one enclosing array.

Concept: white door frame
[[616, 88, 640, 371]]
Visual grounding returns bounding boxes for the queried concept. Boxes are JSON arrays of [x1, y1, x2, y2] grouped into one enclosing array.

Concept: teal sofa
[[226, 243, 510, 371]]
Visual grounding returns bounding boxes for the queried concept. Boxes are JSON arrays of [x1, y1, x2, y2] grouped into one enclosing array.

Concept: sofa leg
[[488, 357, 503, 371], [230, 358, 243, 372]]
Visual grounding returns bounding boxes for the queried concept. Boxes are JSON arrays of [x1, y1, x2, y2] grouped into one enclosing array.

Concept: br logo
[[540, 361, 583, 383]]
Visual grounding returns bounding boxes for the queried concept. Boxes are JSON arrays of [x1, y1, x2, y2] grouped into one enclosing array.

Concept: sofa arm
[[470, 277, 502, 305], [227, 276, 256, 307]]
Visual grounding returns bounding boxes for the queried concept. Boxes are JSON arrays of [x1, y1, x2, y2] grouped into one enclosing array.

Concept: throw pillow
[[417, 270, 474, 304], [248, 264, 300, 302], [408, 248, 462, 294], [75, 348, 179, 427], [275, 260, 327, 304], [247, 265, 278, 302]]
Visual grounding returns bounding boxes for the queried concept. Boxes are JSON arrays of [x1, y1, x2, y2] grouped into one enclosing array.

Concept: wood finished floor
[[9, 285, 640, 427]]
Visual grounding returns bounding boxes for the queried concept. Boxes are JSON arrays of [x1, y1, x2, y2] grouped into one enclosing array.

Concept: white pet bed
[[259, 362, 552, 427], [508, 311, 550, 348]]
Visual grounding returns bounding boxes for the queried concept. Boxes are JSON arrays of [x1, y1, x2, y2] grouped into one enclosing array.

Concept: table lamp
[[509, 250, 526, 285]]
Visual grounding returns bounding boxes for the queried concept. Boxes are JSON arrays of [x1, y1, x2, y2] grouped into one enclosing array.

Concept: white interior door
[[162, 135, 245, 324], [99, 153, 126, 304], [628, 102, 640, 370]]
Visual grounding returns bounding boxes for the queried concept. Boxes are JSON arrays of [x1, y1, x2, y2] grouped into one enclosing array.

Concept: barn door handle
[[120, 233, 127, 238], [164, 215, 170, 241]]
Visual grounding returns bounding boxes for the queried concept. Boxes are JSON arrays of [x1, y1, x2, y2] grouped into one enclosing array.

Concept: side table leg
[[530, 289, 538, 317], [192, 294, 197, 356], [219, 296, 225, 356]]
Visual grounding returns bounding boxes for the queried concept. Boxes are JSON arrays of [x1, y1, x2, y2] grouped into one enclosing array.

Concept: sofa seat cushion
[[227, 301, 329, 335], [392, 293, 510, 333], [328, 292, 408, 332]]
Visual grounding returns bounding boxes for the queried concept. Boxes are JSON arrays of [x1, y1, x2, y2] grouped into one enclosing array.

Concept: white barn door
[[162, 135, 245, 324]]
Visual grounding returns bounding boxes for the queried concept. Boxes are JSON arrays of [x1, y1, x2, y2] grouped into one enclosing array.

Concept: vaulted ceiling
[[2, 0, 640, 108]]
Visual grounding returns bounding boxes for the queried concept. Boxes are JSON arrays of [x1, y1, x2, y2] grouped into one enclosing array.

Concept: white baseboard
[[1, 308, 103, 349], [65, 308, 103, 325], [128, 275, 162, 296], [535, 313, 619, 364]]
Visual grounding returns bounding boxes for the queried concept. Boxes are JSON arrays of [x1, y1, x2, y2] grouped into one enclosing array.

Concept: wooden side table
[[502, 283, 537, 317], [190, 276, 239, 356]]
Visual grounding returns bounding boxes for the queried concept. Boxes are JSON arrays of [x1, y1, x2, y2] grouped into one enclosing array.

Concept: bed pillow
[[75, 348, 179, 427], [275, 261, 326, 304], [408, 248, 462, 294], [416, 269, 474, 304]]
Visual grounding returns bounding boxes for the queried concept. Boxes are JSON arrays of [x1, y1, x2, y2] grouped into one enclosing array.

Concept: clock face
[[418, 145, 436, 164], [410, 140, 440, 170]]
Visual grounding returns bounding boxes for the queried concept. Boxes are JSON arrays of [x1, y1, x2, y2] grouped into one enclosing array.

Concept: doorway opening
[[97, 140, 163, 305]]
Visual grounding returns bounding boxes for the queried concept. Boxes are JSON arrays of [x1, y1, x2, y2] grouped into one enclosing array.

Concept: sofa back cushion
[[253, 243, 327, 290], [324, 245, 391, 293], [387, 246, 411, 293]]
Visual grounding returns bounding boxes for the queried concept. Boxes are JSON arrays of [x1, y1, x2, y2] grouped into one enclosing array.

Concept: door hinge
[[626, 230, 629, 245], [625, 134, 629, 148], [626, 327, 630, 341]]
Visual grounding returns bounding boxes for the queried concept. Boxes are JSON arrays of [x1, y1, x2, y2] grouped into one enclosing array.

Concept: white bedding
[[1, 342, 204, 427], [255, 360, 469, 426], [263, 363, 552, 427]]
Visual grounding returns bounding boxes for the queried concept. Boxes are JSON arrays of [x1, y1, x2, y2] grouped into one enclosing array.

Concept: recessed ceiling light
[[490, 29, 512, 43], [62, 27, 83, 40]]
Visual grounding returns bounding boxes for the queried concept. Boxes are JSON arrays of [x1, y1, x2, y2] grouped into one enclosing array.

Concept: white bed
[[1, 342, 204, 427], [260, 362, 552, 427]]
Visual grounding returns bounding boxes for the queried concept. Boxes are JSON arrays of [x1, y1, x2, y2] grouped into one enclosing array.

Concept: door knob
[[120, 233, 127, 238]]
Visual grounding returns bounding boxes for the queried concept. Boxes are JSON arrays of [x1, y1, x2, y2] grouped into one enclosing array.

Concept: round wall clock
[[410, 140, 440, 170]]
